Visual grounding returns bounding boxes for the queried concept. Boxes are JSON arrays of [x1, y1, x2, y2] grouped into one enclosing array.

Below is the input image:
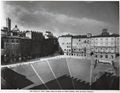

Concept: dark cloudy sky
[[2, 1, 119, 36]]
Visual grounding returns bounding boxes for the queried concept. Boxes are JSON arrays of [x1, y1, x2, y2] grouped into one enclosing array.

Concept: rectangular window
[[100, 55, 103, 58], [105, 55, 108, 58], [1, 39, 4, 49], [16, 40, 19, 43], [12, 39, 14, 43], [95, 55, 97, 58], [111, 55, 114, 59]]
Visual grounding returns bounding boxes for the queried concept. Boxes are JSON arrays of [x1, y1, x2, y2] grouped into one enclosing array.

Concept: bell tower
[[6, 17, 11, 31]]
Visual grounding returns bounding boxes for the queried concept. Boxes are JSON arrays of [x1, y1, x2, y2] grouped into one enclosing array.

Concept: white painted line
[[46, 60, 62, 89], [89, 58, 94, 87], [1, 55, 91, 68], [30, 64, 49, 89], [22, 83, 39, 89], [66, 58, 75, 89]]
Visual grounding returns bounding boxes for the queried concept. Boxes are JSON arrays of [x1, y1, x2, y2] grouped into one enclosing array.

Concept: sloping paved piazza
[[1, 56, 119, 90]]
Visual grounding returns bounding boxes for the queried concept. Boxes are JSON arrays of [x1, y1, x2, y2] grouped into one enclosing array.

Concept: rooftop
[[59, 34, 73, 37], [92, 33, 119, 38]]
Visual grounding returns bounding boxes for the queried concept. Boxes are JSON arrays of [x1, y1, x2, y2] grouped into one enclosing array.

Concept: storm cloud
[[2, 1, 119, 36]]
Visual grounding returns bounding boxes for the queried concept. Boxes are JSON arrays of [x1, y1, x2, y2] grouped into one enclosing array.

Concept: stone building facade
[[1, 18, 60, 65], [58, 34, 72, 56], [58, 30, 119, 64]]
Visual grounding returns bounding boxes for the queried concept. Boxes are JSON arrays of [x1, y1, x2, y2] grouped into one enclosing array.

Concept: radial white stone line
[[30, 64, 49, 89], [46, 60, 62, 89], [89, 58, 93, 88], [66, 58, 75, 89]]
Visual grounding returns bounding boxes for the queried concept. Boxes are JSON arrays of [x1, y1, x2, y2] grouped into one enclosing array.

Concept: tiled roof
[[3, 35, 30, 39], [92, 34, 119, 38], [72, 35, 88, 38], [59, 35, 88, 38], [59, 34, 73, 37], [59, 33, 119, 38]]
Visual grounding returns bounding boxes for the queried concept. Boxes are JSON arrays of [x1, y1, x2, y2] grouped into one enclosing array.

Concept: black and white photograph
[[1, 0, 119, 91]]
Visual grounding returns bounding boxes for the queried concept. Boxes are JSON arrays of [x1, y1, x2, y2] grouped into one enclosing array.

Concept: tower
[[101, 28, 109, 36], [6, 17, 11, 31]]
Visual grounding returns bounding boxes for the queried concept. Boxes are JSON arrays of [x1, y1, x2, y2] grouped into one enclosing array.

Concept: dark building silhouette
[[1, 18, 60, 65], [26, 31, 45, 58], [6, 18, 11, 32]]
